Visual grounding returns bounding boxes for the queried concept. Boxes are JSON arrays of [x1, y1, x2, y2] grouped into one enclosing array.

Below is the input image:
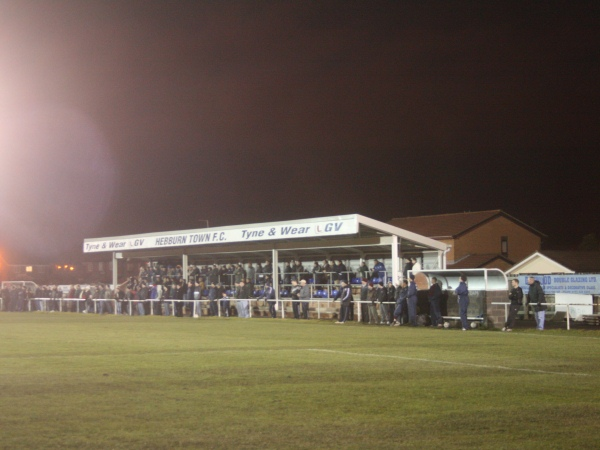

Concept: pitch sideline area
[[1, 313, 599, 449]]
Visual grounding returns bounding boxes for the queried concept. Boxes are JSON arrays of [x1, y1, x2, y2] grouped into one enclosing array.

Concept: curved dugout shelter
[[83, 214, 448, 294]]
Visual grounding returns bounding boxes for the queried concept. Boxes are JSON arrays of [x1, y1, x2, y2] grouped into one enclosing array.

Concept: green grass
[[1, 314, 599, 449]]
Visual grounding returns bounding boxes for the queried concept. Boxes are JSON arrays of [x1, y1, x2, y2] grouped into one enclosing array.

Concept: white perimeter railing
[[491, 302, 599, 330], [3, 297, 400, 321]]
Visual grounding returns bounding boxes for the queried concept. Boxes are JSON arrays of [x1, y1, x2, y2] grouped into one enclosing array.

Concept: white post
[[318, 296, 321, 319], [112, 252, 118, 294], [272, 249, 281, 319], [182, 254, 188, 282], [566, 304, 570, 331], [391, 235, 399, 284]]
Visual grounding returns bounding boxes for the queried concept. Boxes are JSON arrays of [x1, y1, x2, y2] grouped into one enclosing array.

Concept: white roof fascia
[[356, 215, 447, 252], [83, 215, 360, 253]]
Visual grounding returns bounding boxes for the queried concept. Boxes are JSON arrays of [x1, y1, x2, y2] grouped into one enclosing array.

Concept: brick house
[[389, 210, 546, 271]]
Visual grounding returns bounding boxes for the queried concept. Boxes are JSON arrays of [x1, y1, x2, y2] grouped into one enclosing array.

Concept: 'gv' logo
[[316, 222, 343, 234]]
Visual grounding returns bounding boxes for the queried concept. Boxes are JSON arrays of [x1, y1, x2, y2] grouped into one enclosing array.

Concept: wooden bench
[[581, 314, 600, 326]]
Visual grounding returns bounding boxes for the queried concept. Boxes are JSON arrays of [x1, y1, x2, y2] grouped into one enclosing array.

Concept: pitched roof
[[540, 251, 600, 273], [449, 253, 514, 269], [388, 210, 545, 239]]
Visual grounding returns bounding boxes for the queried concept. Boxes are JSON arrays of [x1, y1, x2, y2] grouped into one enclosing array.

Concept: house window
[[501, 236, 508, 255]]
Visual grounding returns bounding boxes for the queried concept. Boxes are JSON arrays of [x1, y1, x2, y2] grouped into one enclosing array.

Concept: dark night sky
[[1, 1, 599, 263]]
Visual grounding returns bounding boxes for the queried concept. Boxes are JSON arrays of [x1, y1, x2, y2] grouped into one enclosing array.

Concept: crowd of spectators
[[1, 257, 428, 322]]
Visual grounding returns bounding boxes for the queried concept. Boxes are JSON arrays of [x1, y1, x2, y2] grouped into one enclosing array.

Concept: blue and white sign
[[518, 274, 600, 295], [84, 216, 359, 253]]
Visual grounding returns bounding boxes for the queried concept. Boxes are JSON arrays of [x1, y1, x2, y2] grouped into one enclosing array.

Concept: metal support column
[[391, 235, 399, 284], [272, 249, 281, 318], [182, 254, 189, 282], [112, 252, 118, 290]]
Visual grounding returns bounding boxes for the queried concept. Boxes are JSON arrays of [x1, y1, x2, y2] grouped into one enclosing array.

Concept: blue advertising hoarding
[[517, 274, 600, 295]]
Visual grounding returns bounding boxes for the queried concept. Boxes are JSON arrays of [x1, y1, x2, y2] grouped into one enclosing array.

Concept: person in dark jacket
[[428, 277, 443, 327], [455, 275, 470, 330], [335, 280, 353, 323], [137, 282, 149, 316], [367, 282, 378, 324], [372, 259, 386, 281], [377, 282, 389, 325], [174, 281, 185, 317], [527, 277, 546, 330], [298, 279, 311, 319], [258, 282, 276, 318], [393, 280, 409, 326], [359, 278, 370, 323], [503, 279, 524, 331], [386, 281, 396, 323], [283, 262, 293, 285], [290, 279, 301, 319], [407, 274, 418, 326], [402, 258, 413, 279], [208, 283, 218, 316], [336, 260, 348, 283]]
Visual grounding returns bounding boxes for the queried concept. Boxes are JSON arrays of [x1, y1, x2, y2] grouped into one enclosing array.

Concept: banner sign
[[518, 274, 600, 295], [84, 216, 359, 253]]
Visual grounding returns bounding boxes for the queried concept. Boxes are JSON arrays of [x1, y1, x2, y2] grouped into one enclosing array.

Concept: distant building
[[506, 250, 600, 275], [388, 210, 546, 271]]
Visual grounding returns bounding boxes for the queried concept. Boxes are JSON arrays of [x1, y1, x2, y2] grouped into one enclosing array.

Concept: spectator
[[527, 276, 546, 331], [411, 257, 422, 274], [367, 282, 378, 325], [372, 259, 386, 281], [299, 279, 311, 319], [455, 275, 470, 331], [255, 262, 264, 283], [246, 263, 256, 285], [359, 278, 370, 323], [283, 261, 292, 285], [335, 279, 353, 324], [234, 263, 246, 285], [428, 277, 443, 327], [392, 280, 409, 326], [358, 260, 370, 280], [258, 282, 276, 319], [137, 282, 149, 316], [263, 260, 273, 284], [290, 279, 301, 319], [376, 282, 389, 325], [407, 274, 418, 326], [175, 281, 186, 317], [402, 257, 413, 279], [208, 282, 218, 316], [386, 281, 396, 323], [311, 261, 321, 284], [295, 260, 306, 281], [240, 280, 253, 318], [220, 289, 231, 318], [318, 259, 331, 285], [336, 260, 348, 283], [503, 279, 523, 332]]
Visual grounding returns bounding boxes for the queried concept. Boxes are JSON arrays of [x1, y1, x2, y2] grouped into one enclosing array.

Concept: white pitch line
[[307, 349, 592, 377]]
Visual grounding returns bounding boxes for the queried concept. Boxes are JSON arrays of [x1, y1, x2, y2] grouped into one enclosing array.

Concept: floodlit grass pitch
[[1, 314, 599, 449]]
